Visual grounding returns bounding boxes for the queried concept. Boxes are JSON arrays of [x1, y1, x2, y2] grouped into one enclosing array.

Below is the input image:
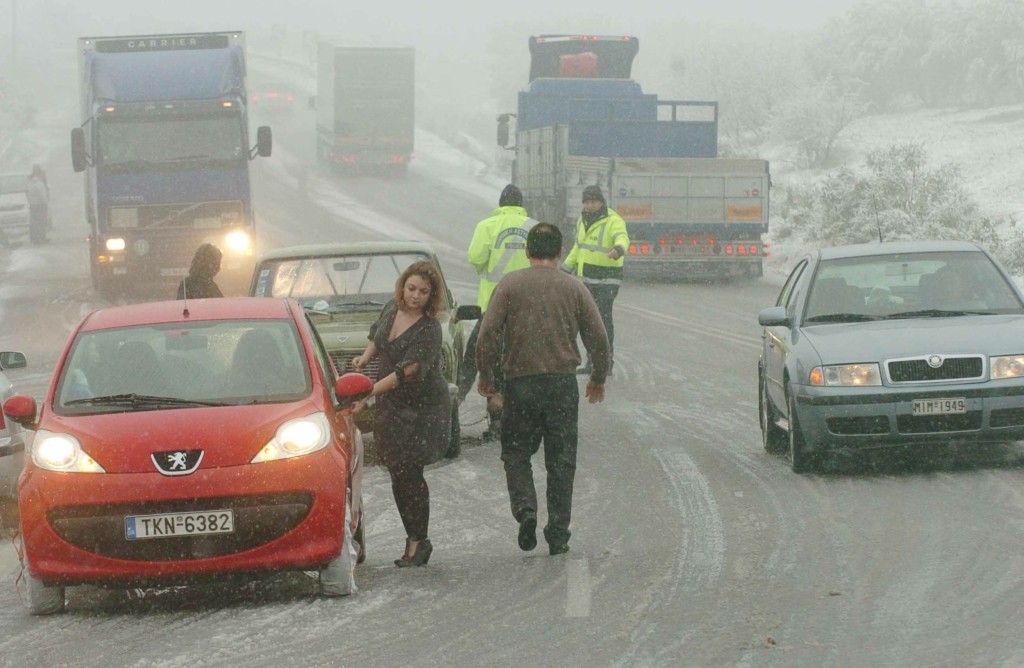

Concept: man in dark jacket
[[476, 222, 610, 556], [177, 243, 224, 299]]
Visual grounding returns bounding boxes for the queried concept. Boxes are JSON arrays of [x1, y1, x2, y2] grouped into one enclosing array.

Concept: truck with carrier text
[[315, 41, 415, 177], [71, 31, 272, 299], [498, 35, 770, 279]]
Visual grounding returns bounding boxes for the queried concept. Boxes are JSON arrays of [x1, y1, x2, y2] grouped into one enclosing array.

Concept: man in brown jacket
[[476, 222, 610, 556]]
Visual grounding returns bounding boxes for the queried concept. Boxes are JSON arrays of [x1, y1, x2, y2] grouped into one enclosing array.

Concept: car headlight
[[810, 363, 882, 386], [32, 430, 106, 473], [251, 413, 330, 463], [991, 355, 1024, 379]]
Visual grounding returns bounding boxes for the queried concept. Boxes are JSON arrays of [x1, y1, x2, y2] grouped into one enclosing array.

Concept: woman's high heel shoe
[[394, 538, 432, 567]]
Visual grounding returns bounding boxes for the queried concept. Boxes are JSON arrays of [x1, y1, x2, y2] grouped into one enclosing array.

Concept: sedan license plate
[[912, 397, 967, 416], [125, 510, 234, 540]]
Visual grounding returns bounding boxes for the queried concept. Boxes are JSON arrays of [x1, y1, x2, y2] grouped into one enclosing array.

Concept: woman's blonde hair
[[395, 260, 445, 317]]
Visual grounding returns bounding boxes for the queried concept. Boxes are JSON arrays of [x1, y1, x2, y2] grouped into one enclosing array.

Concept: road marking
[[617, 302, 761, 352], [565, 557, 592, 617]]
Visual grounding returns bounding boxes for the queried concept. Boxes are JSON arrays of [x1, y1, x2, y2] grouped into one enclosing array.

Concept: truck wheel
[[444, 399, 461, 459], [25, 571, 65, 615]]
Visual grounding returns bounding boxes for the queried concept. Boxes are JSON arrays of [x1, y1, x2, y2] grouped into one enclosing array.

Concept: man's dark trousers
[[500, 374, 579, 548]]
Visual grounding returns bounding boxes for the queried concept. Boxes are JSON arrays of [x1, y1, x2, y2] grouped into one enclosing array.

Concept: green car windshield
[[252, 253, 430, 312], [54, 320, 311, 414]]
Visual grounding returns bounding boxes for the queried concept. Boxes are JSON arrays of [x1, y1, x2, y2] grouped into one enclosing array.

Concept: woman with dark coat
[[177, 243, 224, 299], [351, 260, 450, 567]]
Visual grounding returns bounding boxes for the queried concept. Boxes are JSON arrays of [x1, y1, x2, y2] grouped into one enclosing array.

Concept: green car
[[250, 241, 481, 458]]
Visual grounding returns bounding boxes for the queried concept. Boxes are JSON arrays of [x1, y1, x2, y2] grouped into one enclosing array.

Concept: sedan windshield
[[252, 252, 440, 313], [54, 320, 311, 414], [804, 250, 1024, 322]]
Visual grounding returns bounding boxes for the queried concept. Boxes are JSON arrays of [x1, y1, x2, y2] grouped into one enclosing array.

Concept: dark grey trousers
[[500, 374, 579, 548]]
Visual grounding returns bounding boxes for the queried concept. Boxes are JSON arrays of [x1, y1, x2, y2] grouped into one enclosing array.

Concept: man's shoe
[[548, 543, 569, 556], [517, 512, 537, 551]]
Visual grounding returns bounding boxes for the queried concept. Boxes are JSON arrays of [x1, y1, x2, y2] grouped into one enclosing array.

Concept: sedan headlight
[[32, 430, 106, 473], [224, 229, 253, 255], [251, 413, 330, 463], [991, 355, 1024, 379], [810, 363, 882, 387]]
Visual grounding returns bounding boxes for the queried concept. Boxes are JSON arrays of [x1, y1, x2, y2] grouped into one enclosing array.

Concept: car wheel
[[444, 398, 461, 459], [759, 369, 786, 454], [25, 570, 65, 615], [319, 492, 359, 596], [787, 386, 818, 474]]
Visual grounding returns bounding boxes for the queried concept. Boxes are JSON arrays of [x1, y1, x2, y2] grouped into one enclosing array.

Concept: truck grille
[[887, 356, 984, 383], [108, 200, 244, 230]]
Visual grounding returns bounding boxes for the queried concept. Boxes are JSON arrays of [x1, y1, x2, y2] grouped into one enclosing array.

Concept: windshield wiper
[[885, 309, 995, 319], [65, 393, 229, 408], [804, 313, 880, 323]]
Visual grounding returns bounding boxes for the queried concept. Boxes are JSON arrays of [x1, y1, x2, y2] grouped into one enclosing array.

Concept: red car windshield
[[55, 319, 311, 413]]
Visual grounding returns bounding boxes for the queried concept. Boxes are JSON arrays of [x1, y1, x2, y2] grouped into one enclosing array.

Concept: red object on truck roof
[[559, 52, 598, 78]]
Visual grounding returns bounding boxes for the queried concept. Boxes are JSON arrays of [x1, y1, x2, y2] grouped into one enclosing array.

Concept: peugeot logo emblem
[[927, 355, 944, 368], [151, 449, 204, 476]]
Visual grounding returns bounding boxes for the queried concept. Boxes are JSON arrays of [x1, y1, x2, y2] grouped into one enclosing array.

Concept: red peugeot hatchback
[[3, 298, 373, 614]]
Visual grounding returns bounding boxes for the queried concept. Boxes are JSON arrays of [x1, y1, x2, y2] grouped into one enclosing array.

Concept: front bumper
[[791, 381, 1024, 453], [19, 450, 349, 586]]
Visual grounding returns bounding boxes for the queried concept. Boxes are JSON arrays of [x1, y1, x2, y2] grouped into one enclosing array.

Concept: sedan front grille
[[887, 356, 984, 383]]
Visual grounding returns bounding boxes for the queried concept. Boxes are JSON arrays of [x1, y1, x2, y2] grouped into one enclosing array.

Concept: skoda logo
[[927, 355, 944, 368]]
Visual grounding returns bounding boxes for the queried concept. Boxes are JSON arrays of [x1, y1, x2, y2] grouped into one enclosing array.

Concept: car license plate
[[125, 510, 234, 540], [911, 397, 967, 416]]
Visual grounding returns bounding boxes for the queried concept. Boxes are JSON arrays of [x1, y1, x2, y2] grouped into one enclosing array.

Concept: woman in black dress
[[351, 260, 450, 567]]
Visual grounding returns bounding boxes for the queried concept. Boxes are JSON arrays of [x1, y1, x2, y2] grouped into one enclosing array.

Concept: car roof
[[817, 240, 983, 261], [255, 241, 437, 263], [79, 298, 295, 332]]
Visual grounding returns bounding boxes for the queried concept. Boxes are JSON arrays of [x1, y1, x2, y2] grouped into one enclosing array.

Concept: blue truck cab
[[71, 32, 272, 298]]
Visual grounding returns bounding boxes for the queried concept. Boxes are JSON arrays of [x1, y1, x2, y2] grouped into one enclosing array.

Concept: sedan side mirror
[[454, 305, 482, 322], [4, 394, 37, 431], [335, 372, 373, 410], [0, 351, 27, 371], [758, 306, 791, 328]]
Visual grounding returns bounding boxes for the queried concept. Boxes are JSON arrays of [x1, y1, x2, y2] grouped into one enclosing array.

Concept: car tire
[[354, 515, 366, 565], [759, 369, 786, 454], [25, 571, 65, 615], [787, 386, 818, 474], [319, 492, 359, 596], [444, 399, 461, 459]]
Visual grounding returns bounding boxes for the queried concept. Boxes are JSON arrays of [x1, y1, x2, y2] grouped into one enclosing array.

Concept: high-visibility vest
[[468, 205, 538, 310], [563, 208, 629, 285]]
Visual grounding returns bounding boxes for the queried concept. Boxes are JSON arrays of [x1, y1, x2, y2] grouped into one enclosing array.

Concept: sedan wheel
[[787, 387, 819, 474], [759, 370, 786, 454]]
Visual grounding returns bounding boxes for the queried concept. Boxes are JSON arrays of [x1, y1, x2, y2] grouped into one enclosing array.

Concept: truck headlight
[[224, 229, 252, 255], [105, 237, 126, 252]]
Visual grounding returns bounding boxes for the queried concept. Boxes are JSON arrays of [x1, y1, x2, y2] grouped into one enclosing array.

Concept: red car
[[3, 297, 373, 614]]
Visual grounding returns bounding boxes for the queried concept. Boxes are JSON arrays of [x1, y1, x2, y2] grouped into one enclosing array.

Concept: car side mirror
[[455, 305, 482, 322], [3, 394, 37, 430], [0, 351, 27, 371], [71, 127, 89, 172], [334, 372, 373, 410], [496, 113, 516, 149], [758, 306, 791, 328]]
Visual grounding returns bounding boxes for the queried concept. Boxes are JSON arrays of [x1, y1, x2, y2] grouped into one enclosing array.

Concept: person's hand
[[352, 397, 370, 415], [477, 379, 495, 398], [351, 354, 368, 372], [607, 248, 622, 259], [585, 380, 605, 404]]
